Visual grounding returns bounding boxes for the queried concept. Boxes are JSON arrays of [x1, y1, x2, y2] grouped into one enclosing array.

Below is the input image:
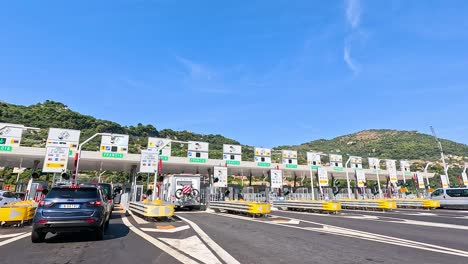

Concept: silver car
[[0, 190, 19, 206]]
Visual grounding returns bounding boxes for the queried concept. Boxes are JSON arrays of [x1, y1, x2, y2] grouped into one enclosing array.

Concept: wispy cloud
[[344, 0, 362, 74], [344, 43, 359, 74], [175, 55, 214, 80], [345, 0, 361, 29]]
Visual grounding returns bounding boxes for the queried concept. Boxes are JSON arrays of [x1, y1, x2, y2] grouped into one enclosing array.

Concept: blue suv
[[31, 185, 111, 243]]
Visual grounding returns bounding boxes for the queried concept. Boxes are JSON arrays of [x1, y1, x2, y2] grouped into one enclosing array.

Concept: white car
[[0, 191, 19, 206]]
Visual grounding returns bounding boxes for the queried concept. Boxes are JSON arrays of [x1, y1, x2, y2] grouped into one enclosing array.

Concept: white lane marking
[[141, 225, 190, 233], [211, 212, 468, 258], [160, 235, 222, 264], [276, 210, 468, 230], [405, 213, 437, 216], [389, 219, 468, 230], [0, 233, 30, 247], [341, 215, 379, 220], [128, 210, 149, 224], [121, 215, 198, 264], [178, 215, 241, 264], [0, 232, 26, 239]]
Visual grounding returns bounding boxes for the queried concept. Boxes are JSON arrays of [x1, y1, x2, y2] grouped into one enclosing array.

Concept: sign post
[[0, 123, 24, 152], [270, 169, 283, 189], [441, 174, 449, 189], [306, 152, 322, 200], [386, 160, 398, 185], [317, 167, 328, 198], [213, 167, 228, 188], [100, 134, 129, 158], [368, 158, 382, 198], [400, 160, 411, 184]]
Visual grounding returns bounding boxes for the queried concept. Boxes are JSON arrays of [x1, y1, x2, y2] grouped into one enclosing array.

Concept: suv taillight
[[38, 201, 54, 207], [88, 201, 102, 206]]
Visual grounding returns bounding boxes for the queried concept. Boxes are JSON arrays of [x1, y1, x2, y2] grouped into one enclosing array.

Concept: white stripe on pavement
[[121, 215, 198, 264], [178, 215, 241, 264], [0, 232, 27, 239], [211, 212, 468, 258], [0, 233, 30, 247], [128, 210, 149, 224], [160, 235, 221, 264]]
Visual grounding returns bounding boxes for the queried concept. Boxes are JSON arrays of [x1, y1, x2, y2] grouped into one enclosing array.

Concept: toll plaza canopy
[[0, 146, 436, 180]]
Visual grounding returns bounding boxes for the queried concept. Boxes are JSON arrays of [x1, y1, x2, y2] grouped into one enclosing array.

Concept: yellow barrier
[[274, 200, 341, 213], [210, 201, 271, 216], [128, 201, 175, 218], [394, 199, 440, 209], [0, 201, 37, 224], [340, 199, 396, 211]]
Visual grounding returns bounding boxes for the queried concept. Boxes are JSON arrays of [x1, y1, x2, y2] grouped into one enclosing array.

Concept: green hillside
[[1, 100, 467, 164]]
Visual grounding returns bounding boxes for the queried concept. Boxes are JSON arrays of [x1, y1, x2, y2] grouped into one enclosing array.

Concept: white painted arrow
[[159, 235, 222, 264]]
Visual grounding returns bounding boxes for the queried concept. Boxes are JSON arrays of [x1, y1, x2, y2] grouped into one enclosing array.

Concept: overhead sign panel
[[254, 147, 271, 167], [0, 123, 23, 148], [462, 172, 468, 187], [282, 150, 298, 168], [140, 150, 158, 173], [100, 134, 129, 158], [148, 137, 171, 160], [386, 160, 397, 183], [42, 146, 70, 173], [441, 175, 449, 188], [350, 156, 363, 169], [213, 166, 228, 188], [329, 154, 343, 171], [270, 169, 283, 188], [307, 152, 322, 169], [46, 128, 80, 151], [318, 167, 329, 187], [356, 170, 366, 187], [368, 158, 380, 170], [188, 141, 209, 163], [223, 144, 242, 165], [400, 160, 411, 174], [416, 173, 425, 189]]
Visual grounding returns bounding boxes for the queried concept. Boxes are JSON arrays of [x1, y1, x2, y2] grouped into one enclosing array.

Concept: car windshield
[[47, 187, 98, 199]]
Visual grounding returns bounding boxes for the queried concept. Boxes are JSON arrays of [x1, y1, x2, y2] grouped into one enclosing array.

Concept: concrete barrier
[[273, 200, 341, 213], [209, 201, 271, 216]]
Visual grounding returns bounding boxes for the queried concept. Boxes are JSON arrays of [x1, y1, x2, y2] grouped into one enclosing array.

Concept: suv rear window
[[47, 187, 99, 199]]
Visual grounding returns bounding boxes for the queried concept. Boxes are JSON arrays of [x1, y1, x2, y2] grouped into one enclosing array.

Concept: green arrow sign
[[257, 162, 271, 167], [160, 156, 169, 161], [404, 171, 412, 175], [311, 165, 321, 169], [102, 152, 124, 158], [190, 158, 206, 163], [286, 164, 298, 169], [0, 146, 13, 152], [0, 138, 6, 144], [226, 160, 240, 166]]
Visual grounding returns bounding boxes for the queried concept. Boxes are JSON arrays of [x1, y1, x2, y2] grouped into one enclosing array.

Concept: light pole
[[72, 133, 112, 185], [423, 162, 433, 186]]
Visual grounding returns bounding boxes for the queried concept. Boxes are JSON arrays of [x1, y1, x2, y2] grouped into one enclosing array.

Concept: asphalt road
[[1, 207, 468, 264]]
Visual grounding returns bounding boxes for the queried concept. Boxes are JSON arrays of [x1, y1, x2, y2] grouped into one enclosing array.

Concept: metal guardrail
[[0, 200, 37, 226], [210, 201, 271, 216], [273, 200, 341, 213], [339, 199, 397, 211], [128, 200, 175, 218], [394, 199, 440, 209]]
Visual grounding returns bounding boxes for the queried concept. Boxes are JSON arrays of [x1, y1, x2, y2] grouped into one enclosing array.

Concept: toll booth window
[[196, 152, 201, 158], [230, 155, 235, 160], [111, 146, 118, 152]]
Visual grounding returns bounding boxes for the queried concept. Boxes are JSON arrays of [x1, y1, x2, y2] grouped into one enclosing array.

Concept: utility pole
[[430, 126, 450, 185]]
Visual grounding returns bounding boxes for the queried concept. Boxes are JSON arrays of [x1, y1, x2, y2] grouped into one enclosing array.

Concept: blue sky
[[1, 0, 467, 147]]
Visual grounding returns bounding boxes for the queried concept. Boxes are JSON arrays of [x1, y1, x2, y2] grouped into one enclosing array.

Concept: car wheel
[[31, 229, 46, 243], [95, 225, 105, 241]]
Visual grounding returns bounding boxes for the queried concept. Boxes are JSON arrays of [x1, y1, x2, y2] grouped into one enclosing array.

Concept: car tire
[[31, 229, 46, 243], [95, 225, 105, 241]]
